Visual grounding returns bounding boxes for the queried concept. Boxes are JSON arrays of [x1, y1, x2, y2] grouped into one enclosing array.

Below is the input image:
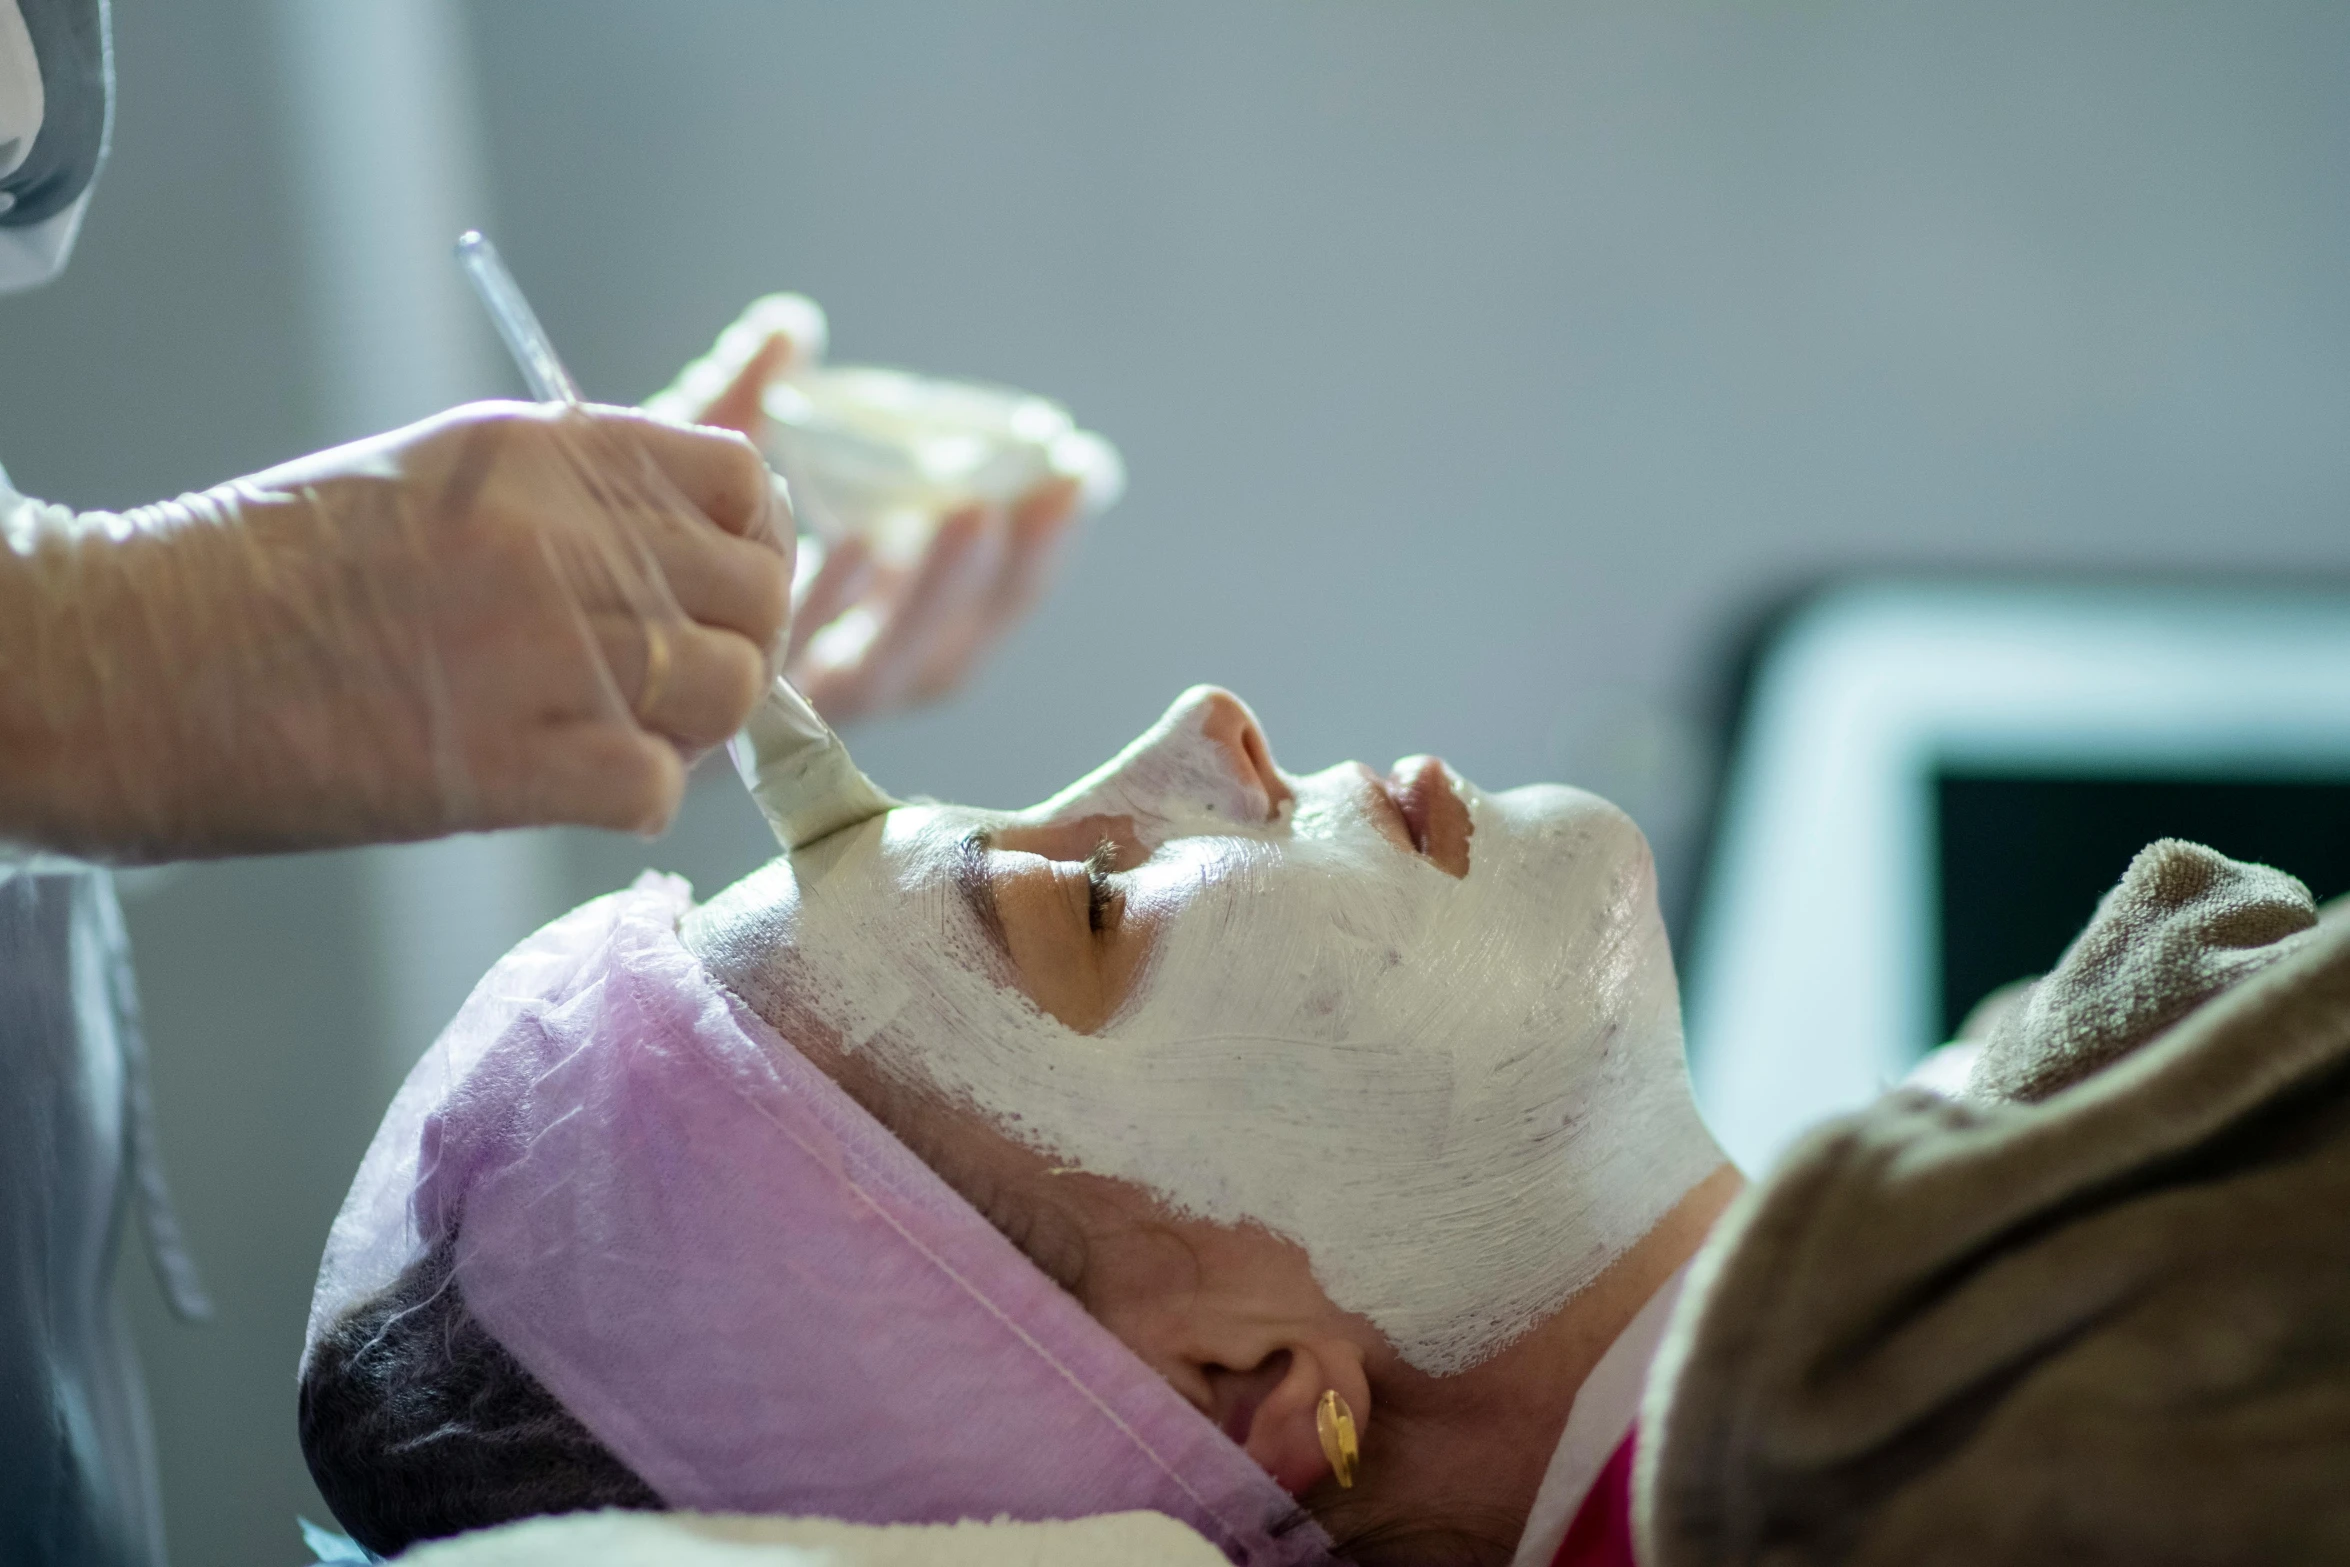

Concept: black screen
[[1935, 773, 2350, 1038]]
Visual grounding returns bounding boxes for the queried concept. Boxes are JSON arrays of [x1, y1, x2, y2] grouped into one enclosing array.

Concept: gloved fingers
[[473, 409, 790, 672], [450, 408, 789, 746], [786, 533, 876, 667], [589, 611, 770, 755], [909, 475, 1082, 703], [635, 514, 794, 668], [399, 402, 777, 546], [797, 505, 1004, 723], [1004, 473, 1085, 589], [642, 293, 829, 436], [522, 721, 689, 836], [596, 409, 793, 546]]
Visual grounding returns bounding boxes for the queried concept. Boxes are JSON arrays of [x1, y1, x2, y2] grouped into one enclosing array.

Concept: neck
[[1345, 1163, 1745, 1565]]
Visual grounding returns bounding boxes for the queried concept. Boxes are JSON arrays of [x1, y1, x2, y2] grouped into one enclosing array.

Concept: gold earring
[[1316, 1388, 1360, 1490]]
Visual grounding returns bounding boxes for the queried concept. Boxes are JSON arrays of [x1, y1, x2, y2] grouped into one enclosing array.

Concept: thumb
[[645, 293, 829, 438], [693, 330, 799, 440]]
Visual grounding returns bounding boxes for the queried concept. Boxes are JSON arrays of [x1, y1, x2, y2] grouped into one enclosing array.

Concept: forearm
[[0, 486, 361, 861], [0, 490, 121, 855], [1, 402, 791, 860], [0, 492, 197, 860]]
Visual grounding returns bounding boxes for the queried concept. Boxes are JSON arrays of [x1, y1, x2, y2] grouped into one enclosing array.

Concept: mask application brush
[[454, 230, 897, 850]]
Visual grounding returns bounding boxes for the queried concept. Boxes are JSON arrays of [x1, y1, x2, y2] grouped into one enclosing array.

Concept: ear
[[1208, 1342, 1372, 1499]]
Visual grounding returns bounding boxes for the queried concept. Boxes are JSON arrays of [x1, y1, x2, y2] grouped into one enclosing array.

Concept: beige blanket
[[1641, 840, 2350, 1566]]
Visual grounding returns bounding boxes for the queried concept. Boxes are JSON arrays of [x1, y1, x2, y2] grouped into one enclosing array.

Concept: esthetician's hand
[[0, 402, 792, 860], [646, 295, 1085, 726]]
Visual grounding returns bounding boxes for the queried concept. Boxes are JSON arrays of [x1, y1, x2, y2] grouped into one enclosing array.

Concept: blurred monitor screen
[[1683, 579, 2350, 1174], [1937, 772, 2350, 1039]]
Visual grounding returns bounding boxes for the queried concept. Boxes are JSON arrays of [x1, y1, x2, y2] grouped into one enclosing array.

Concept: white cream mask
[[693, 700, 1723, 1376]]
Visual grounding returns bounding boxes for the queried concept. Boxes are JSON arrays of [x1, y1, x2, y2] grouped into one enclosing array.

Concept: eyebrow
[[952, 829, 1014, 964]]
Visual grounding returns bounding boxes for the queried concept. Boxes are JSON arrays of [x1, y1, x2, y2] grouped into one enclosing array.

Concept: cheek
[[1078, 1218, 1209, 1323], [1064, 1213, 1231, 1385], [1128, 747, 1267, 826]]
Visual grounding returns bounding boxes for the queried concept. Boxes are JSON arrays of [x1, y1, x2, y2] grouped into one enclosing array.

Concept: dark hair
[[298, 1236, 660, 1556]]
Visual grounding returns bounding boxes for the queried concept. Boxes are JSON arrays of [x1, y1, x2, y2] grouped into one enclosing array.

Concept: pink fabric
[[404, 874, 1333, 1566], [1549, 1427, 1638, 1567]]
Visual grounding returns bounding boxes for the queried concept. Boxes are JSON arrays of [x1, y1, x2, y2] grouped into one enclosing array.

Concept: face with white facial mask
[[690, 684, 1724, 1368], [691, 686, 1737, 1558]]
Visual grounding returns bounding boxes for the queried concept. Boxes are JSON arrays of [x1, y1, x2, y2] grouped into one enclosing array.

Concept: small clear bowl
[[762, 366, 1124, 564]]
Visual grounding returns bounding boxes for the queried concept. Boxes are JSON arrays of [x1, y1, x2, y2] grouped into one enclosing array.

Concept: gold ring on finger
[[635, 619, 674, 724]]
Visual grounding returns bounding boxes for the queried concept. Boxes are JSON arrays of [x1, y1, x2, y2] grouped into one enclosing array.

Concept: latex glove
[[646, 295, 1083, 725], [0, 402, 791, 860]]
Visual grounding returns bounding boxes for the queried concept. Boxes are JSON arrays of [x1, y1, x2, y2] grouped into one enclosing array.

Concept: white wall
[[475, 0, 2350, 842]]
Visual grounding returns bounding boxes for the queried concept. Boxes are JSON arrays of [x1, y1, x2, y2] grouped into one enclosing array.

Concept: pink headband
[[309, 873, 1333, 1566]]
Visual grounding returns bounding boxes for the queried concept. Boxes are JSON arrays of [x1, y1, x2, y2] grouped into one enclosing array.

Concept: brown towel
[[1640, 842, 2350, 1567], [1972, 839, 2317, 1102]]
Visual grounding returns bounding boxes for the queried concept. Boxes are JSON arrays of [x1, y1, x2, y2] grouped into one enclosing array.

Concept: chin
[[1488, 781, 1655, 866]]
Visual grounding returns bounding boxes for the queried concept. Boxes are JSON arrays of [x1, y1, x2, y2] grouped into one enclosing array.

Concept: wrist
[[0, 492, 262, 860], [0, 498, 141, 855]]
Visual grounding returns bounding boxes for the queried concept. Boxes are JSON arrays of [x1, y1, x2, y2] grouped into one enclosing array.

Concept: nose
[[1036, 685, 1294, 836], [1185, 688, 1294, 819]]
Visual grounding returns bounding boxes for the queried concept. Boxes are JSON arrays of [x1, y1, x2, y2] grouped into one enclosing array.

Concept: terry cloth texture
[[1972, 839, 2318, 1103], [1639, 840, 2350, 1567], [394, 1508, 1230, 1567]]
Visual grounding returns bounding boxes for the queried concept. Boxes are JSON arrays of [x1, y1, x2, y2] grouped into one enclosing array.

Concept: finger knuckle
[[721, 437, 769, 496], [601, 732, 681, 827], [747, 555, 792, 643], [718, 637, 768, 717], [446, 398, 533, 433]]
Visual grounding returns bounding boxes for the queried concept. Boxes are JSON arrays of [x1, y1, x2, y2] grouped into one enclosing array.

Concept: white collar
[[1508, 1261, 1692, 1567]]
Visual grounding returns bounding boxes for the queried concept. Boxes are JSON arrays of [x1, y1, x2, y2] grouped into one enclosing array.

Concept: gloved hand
[[647, 296, 1085, 725], [0, 401, 791, 860]]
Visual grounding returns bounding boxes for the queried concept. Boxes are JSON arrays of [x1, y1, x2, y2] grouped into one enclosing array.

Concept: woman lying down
[[301, 686, 2350, 1567]]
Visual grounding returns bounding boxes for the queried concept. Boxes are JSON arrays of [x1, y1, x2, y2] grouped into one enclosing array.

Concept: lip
[[1381, 755, 1472, 877], [1385, 765, 1440, 856]]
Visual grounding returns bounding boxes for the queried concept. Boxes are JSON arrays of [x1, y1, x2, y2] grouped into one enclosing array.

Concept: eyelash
[[1083, 840, 1119, 934]]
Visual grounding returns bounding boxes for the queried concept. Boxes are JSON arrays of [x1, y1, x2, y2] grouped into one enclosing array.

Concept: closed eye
[[1084, 839, 1120, 934], [955, 823, 1154, 1034]]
